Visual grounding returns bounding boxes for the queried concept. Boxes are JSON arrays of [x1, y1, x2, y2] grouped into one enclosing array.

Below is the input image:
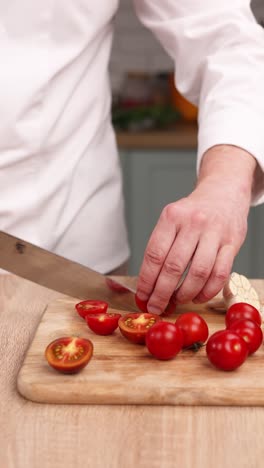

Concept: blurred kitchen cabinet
[[120, 149, 264, 279]]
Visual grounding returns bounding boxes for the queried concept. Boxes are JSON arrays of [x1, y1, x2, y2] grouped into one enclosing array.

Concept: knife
[[0, 231, 138, 311]]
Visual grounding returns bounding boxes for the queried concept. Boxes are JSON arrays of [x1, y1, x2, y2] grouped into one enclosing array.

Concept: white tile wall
[[110, 0, 264, 93], [109, 0, 173, 93]]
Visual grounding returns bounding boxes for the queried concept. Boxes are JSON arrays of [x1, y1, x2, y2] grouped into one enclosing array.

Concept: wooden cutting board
[[17, 296, 264, 406]]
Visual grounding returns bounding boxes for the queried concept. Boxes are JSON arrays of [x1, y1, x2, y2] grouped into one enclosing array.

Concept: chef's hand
[[136, 145, 257, 314]]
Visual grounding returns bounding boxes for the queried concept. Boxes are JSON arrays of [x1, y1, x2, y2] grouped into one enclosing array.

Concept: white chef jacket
[[0, 1, 263, 273]]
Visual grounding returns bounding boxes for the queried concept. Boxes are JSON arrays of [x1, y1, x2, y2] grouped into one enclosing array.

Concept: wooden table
[[1, 274, 264, 468]]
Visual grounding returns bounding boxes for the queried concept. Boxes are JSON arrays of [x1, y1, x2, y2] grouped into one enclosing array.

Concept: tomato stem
[[184, 342, 205, 352]]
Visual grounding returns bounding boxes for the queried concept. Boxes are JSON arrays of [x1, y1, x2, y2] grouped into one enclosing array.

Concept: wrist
[[197, 145, 257, 199]]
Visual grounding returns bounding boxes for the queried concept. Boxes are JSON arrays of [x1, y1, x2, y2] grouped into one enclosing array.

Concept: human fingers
[[145, 227, 200, 314], [174, 233, 220, 304], [136, 204, 181, 303], [192, 244, 235, 304]]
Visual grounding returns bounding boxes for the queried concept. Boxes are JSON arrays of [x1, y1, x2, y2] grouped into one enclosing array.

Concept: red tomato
[[45, 337, 93, 374], [86, 312, 121, 335], [135, 294, 176, 316], [118, 312, 161, 344], [229, 319, 263, 354], [161, 298, 177, 317], [146, 322, 183, 360], [175, 312, 209, 349], [135, 295, 148, 313], [75, 300, 108, 319], [225, 302, 262, 327], [206, 330, 248, 371]]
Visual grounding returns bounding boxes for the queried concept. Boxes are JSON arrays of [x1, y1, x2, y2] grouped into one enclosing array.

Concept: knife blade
[[0, 231, 138, 311]]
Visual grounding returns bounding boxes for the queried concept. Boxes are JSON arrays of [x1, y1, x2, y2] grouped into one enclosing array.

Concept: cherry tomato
[[146, 322, 183, 360], [86, 312, 121, 335], [45, 337, 93, 374], [229, 319, 263, 354], [135, 294, 176, 316], [175, 312, 209, 349], [135, 295, 148, 313], [225, 302, 262, 327], [105, 277, 130, 293], [206, 330, 248, 371], [161, 298, 177, 317], [75, 300, 108, 319], [118, 312, 161, 344]]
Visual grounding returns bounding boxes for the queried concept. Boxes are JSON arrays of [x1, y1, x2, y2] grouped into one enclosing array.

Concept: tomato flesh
[[175, 312, 209, 349], [86, 312, 121, 335], [75, 300, 108, 319], [146, 321, 183, 360], [206, 330, 248, 371], [45, 337, 93, 374], [118, 312, 161, 344], [225, 302, 262, 327], [229, 319, 263, 354]]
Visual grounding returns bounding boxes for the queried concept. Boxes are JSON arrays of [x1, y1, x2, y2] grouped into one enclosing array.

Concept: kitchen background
[[110, 0, 264, 94], [109, 0, 264, 277]]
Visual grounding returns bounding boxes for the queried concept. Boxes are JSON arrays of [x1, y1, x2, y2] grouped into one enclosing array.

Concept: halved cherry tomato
[[175, 312, 209, 349], [225, 302, 262, 327], [45, 336, 93, 374], [206, 330, 248, 371], [75, 300, 108, 319], [86, 312, 121, 335], [135, 294, 176, 317], [146, 321, 183, 360], [229, 319, 263, 354], [118, 312, 161, 344]]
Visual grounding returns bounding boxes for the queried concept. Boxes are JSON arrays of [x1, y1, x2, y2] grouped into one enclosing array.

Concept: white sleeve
[[133, 0, 264, 205]]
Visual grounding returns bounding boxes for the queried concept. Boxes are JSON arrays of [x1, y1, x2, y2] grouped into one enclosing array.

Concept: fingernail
[[147, 305, 162, 315], [136, 291, 149, 301]]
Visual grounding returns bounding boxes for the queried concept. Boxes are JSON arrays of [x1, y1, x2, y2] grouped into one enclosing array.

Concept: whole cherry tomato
[[134, 295, 148, 313], [75, 300, 108, 319], [175, 312, 209, 349], [229, 319, 263, 354], [86, 312, 121, 335], [118, 312, 161, 344], [206, 330, 248, 371], [145, 321, 183, 360], [225, 302, 262, 327], [45, 336, 93, 374]]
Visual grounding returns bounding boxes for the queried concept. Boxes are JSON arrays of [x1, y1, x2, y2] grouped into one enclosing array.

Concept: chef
[[0, 1, 263, 314]]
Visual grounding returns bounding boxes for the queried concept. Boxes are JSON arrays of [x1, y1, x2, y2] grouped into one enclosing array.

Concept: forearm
[[197, 145, 257, 202], [134, 1, 264, 205]]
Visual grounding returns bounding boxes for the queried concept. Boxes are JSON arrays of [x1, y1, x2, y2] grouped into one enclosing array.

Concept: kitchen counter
[[115, 121, 198, 149], [1, 273, 264, 468]]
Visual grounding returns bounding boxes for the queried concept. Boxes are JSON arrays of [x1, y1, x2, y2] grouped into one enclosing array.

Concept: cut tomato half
[[75, 300, 108, 319], [86, 312, 121, 335], [45, 336, 93, 374], [118, 312, 161, 344]]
